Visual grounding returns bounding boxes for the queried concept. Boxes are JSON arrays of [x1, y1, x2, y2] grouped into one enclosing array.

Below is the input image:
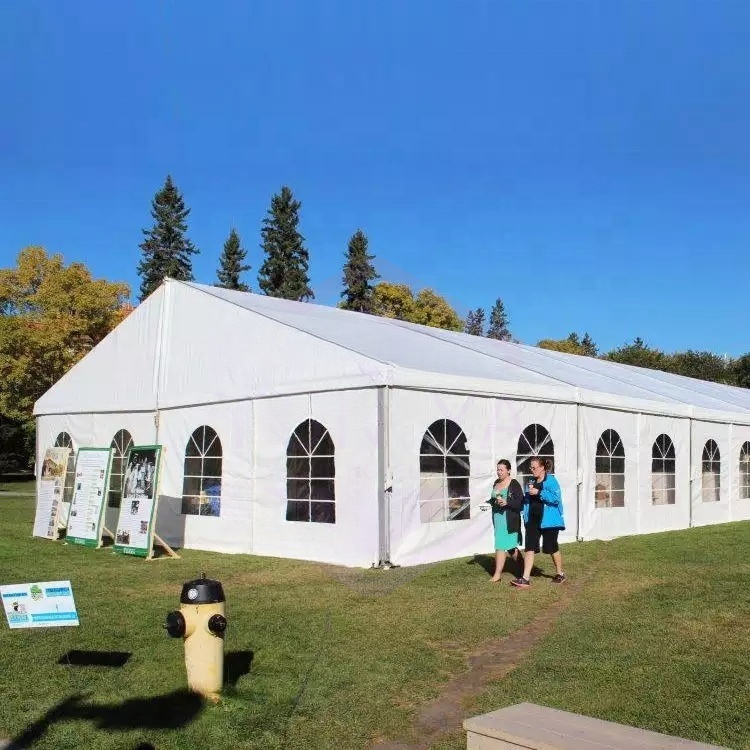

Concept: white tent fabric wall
[[690, 421, 732, 529], [252, 389, 380, 567], [577, 407, 639, 542], [731, 427, 750, 522], [32, 279, 750, 568], [636, 415, 691, 537], [156, 400, 254, 554], [387, 390, 577, 567]]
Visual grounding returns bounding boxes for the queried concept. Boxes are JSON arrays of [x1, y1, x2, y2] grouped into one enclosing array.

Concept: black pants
[[524, 516, 560, 554]]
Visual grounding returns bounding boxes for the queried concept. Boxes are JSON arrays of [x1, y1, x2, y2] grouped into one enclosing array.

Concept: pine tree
[[486, 298, 511, 341], [464, 307, 485, 336], [581, 332, 598, 357], [137, 175, 198, 300], [257, 186, 313, 301], [340, 230, 379, 313], [216, 228, 251, 291]]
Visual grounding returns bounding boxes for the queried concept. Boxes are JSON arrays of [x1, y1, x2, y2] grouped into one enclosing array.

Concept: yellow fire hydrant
[[164, 573, 227, 698]]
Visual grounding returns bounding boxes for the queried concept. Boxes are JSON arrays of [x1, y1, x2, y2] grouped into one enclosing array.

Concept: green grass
[[0, 477, 35, 494], [0, 495, 748, 749]]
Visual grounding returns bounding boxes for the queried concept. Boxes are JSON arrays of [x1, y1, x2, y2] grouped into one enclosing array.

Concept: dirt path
[[369, 572, 594, 750]]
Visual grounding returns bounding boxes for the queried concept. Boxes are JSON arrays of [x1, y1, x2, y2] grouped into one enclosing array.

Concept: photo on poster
[[40, 453, 67, 480], [122, 448, 158, 501]]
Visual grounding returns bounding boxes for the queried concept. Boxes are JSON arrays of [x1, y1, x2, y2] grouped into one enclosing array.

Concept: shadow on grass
[[12, 690, 204, 748], [224, 649, 254, 687], [58, 650, 132, 668], [468, 553, 530, 578], [14, 650, 255, 746]]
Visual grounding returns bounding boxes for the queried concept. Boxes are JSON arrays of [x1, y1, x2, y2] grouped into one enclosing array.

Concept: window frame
[[594, 429, 625, 509], [651, 433, 676, 506], [418, 418, 471, 523], [181, 425, 223, 517], [108, 429, 134, 508], [54, 432, 76, 505], [285, 419, 336, 524], [740, 442, 750, 500], [701, 439, 721, 504], [516, 423, 555, 488]]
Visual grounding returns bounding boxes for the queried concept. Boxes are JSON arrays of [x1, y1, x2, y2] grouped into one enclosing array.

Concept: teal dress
[[491, 487, 520, 552]]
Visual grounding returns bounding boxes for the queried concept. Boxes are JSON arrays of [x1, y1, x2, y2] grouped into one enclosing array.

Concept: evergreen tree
[[581, 332, 598, 357], [216, 228, 251, 291], [464, 307, 485, 336], [257, 186, 313, 301], [340, 230, 379, 312], [486, 298, 511, 341], [137, 175, 198, 300]]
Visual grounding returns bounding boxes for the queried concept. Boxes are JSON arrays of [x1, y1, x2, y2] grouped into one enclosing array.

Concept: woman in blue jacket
[[511, 457, 567, 589]]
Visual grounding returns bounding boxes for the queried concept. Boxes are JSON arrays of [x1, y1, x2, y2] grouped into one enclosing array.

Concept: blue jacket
[[522, 473, 565, 530]]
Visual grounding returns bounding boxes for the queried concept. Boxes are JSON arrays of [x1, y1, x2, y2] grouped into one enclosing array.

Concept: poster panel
[[32, 447, 71, 540], [113, 445, 162, 557], [1, 580, 79, 628], [66, 448, 113, 547]]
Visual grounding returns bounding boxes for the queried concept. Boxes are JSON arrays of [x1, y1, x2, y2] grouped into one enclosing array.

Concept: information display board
[[66, 448, 113, 547], [32, 447, 72, 540], [113, 445, 162, 557], [1, 580, 79, 628]]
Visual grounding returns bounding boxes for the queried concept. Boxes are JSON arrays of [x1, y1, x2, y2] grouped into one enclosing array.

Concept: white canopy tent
[[34, 279, 750, 567]]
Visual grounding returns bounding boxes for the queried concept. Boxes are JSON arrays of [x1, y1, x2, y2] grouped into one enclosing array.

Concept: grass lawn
[[0, 477, 35, 494], [0, 495, 748, 750]]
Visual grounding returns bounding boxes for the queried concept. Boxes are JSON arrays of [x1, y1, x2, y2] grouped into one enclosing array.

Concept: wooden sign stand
[[147, 529, 180, 560]]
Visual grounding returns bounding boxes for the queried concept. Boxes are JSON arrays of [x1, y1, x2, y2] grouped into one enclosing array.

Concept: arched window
[[54, 432, 76, 504], [286, 419, 335, 524], [419, 419, 470, 523], [108, 430, 134, 508], [740, 442, 750, 500], [701, 439, 721, 503], [516, 424, 555, 487], [595, 429, 625, 508], [182, 426, 222, 516], [652, 434, 676, 505]]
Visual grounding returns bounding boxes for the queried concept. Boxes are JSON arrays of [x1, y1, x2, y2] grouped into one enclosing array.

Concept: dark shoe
[[510, 577, 531, 589], [551, 573, 567, 584]]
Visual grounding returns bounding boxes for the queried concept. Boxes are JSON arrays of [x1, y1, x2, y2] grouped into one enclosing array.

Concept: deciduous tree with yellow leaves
[[371, 282, 462, 331], [0, 247, 130, 469]]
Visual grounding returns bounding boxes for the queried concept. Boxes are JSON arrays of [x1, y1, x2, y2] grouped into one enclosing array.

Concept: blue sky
[[2, 0, 749, 355]]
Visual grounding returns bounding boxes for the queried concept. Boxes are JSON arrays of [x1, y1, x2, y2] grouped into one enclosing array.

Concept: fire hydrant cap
[[180, 576, 225, 605]]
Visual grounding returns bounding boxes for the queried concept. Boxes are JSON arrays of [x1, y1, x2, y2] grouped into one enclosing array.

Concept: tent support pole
[[688, 417, 693, 528], [576, 402, 582, 541], [576, 401, 583, 542], [376, 386, 394, 568]]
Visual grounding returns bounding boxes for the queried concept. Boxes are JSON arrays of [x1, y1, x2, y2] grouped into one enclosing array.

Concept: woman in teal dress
[[488, 459, 525, 582]]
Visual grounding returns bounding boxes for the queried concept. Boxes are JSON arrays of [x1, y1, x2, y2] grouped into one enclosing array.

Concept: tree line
[[536, 332, 750, 388], [1, 174, 748, 474], [136, 176, 489, 331]]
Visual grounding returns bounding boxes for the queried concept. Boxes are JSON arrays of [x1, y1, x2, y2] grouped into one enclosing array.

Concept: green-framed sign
[[113, 445, 163, 558], [66, 447, 113, 548]]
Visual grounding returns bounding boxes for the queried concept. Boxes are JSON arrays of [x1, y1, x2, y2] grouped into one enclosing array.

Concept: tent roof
[[34, 279, 750, 423]]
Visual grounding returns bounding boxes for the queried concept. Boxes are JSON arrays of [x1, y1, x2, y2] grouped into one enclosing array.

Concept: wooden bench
[[463, 703, 730, 750]]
